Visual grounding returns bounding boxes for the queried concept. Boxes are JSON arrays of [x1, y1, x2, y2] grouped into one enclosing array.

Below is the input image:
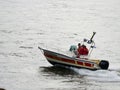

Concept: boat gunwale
[[41, 47, 99, 65]]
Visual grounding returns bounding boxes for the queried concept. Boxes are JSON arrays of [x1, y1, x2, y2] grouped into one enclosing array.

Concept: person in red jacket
[[83, 45, 89, 55], [77, 44, 89, 58]]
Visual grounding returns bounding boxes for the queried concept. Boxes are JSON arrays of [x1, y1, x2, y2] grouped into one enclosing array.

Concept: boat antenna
[[88, 32, 96, 56], [88, 32, 96, 44]]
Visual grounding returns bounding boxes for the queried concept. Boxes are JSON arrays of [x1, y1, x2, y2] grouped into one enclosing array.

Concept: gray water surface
[[0, 0, 120, 90]]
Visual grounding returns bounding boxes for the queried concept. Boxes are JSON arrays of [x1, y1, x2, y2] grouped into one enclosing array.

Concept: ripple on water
[[19, 46, 33, 49], [0, 30, 13, 34], [0, 52, 27, 57]]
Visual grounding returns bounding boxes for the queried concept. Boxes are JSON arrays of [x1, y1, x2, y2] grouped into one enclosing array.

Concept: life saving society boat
[[38, 32, 109, 70]]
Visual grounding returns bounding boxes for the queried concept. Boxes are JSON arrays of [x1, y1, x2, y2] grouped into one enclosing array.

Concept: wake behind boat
[[38, 32, 109, 70]]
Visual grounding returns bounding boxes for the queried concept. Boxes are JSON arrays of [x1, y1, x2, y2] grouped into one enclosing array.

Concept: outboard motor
[[99, 60, 109, 70]]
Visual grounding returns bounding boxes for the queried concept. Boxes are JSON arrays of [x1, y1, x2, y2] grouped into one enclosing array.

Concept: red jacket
[[78, 47, 89, 55]]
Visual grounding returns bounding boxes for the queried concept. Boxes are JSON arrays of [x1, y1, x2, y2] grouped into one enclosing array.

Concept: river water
[[0, 0, 120, 90]]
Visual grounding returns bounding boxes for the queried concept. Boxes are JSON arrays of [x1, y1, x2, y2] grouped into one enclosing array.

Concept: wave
[[71, 67, 120, 82]]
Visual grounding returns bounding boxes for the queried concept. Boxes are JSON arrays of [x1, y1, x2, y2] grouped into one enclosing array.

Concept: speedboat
[[38, 32, 109, 70]]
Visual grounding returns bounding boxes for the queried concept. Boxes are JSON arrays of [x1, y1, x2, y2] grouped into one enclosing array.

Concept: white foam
[[71, 67, 120, 82]]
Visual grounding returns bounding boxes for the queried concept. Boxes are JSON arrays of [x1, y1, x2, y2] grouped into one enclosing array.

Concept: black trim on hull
[[47, 60, 97, 70]]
